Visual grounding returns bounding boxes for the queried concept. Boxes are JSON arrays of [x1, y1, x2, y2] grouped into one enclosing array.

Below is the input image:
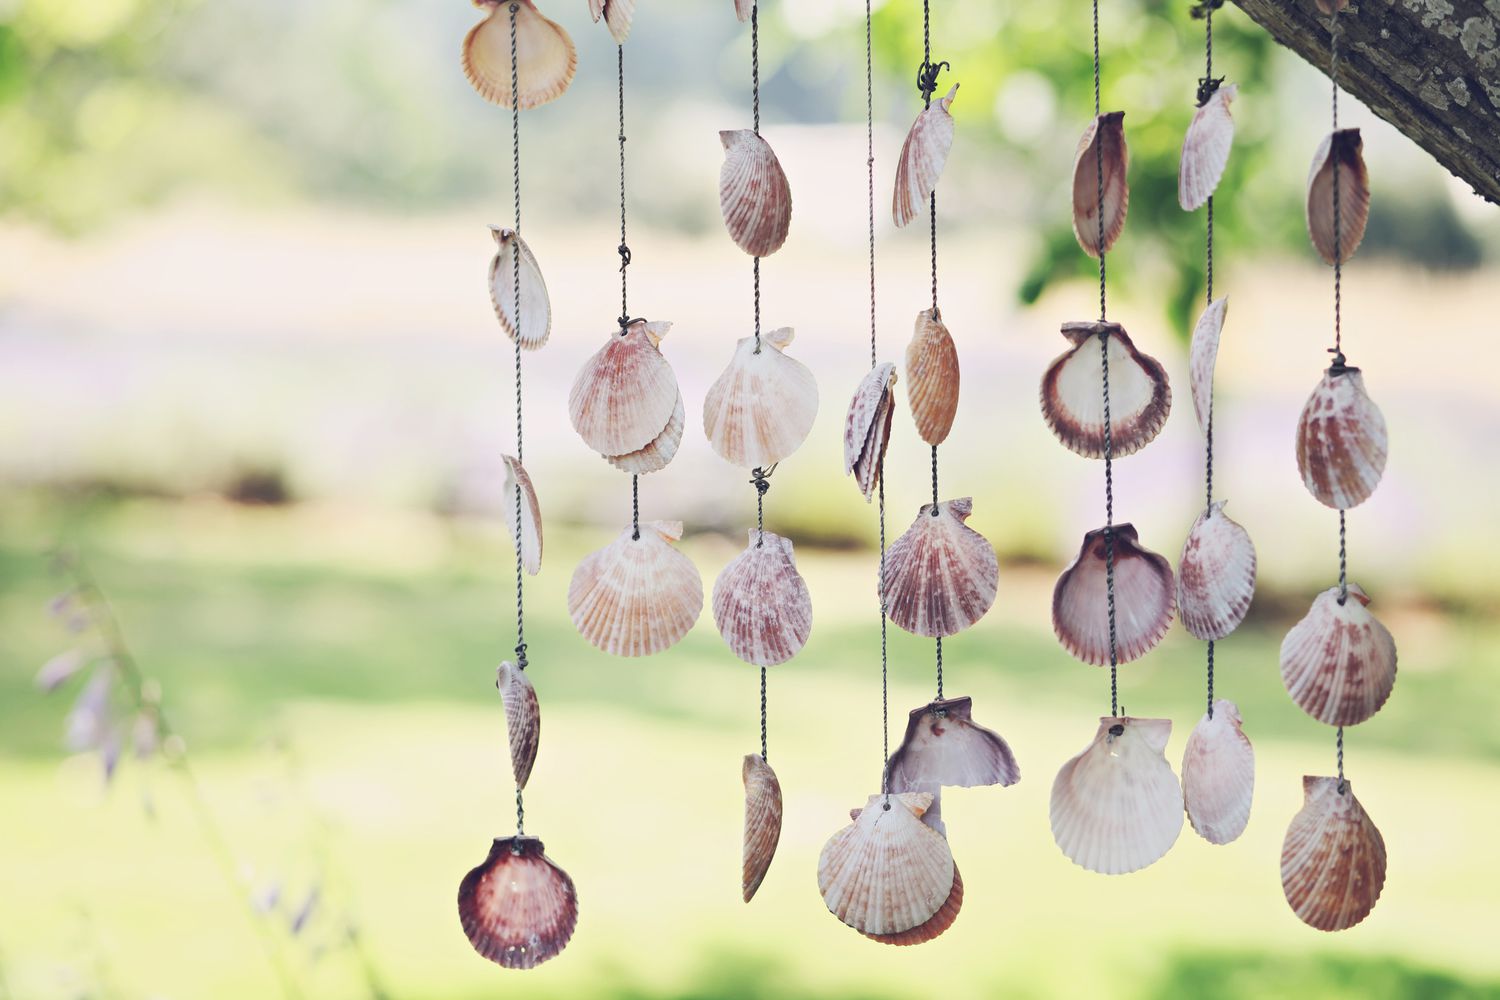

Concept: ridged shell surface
[[1052, 524, 1175, 666], [462, 0, 577, 110], [1282, 776, 1386, 931], [863, 865, 963, 947], [1040, 322, 1170, 459], [1072, 112, 1129, 257], [893, 84, 958, 228], [568, 320, 679, 458], [742, 754, 782, 902], [606, 391, 684, 475], [883, 498, 998, 638], [501, 455, 543, 576], [1188, 296, 1228, 435], [568, 521, 703, 657], [904, 309, 960, 447], [1296, 367, 1387, 510], [586, 0, 634, 43], [457, 836, 578, 969], [844, 363, 897, 501], [488, 227, 551, 350], [817, 792, 954, 937], [733, 0, 753, 21], [1280, 584, 1396, 727], [702, 329, 818, 469], [1177, 502, 1256, 641], [496, 660, 539, 789], [1181, 700, 1254, 845], [712, 530, 813, 667], [1179, 84, 1237, 211], [887, 696, 1020, 791], [719, 130, 792, 257], [1307, 129, 1370, 265]]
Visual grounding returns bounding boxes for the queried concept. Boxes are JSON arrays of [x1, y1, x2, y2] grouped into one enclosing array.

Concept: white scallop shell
[[586, 0, 634, 43], [702, 328, 818, 469], [1282, 776, 1386, 931], [1040, 321, 1171, 459], [719, 130, 792, 258], [1072, 112, 1129, 257], [1176, 501, 1256, 641], [893, 84, 957, 228], [1188, 296, 1228, 435], [568, 520, 703, 657], [883, 498, 998, 638], [568, 319, 679, 458], [742, 753, 782, 902], [817, 791, 954, 937], [712, 530, 812, 667], [904, 309, 960, 447], [1280, 584, 1396, 727], [496, 660, 539, 789], [488, 227, 551, 350], [501, 454, 543, 576], [843, 363, 897, 501], [1179, 84, 1237, 211], [1181, 699, 1254, 845], [1052, 524, 1175, 666], [462, 0, 577, 111], [606, 391, 684, 475], [886, 696, 1020, 792], [1296, 366, 1387, 511], [1307, 129, 1370, 266]]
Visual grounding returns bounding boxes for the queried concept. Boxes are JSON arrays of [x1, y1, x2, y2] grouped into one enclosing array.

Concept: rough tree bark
[[1229, 0, 1500, 205]]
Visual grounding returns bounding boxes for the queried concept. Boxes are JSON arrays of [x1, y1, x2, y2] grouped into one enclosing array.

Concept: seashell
[[1280, 584, 1396, 727], [568, 520, 703, 657], [1181, 699, 1254, 845], [462, 0, 577, 111], [912, 783, 946, 837], [843, 363, 897, 501], [606, 391, 684, 475], [1176, 501, 1256, 641], [586, 0, 634, 43], [1040, 321, 1170, 459], [1050, 717, 1183, 875], [817, 791, 954, 936], [719, 130, 792, 258], [863, 864, 963, 947], [1178, 84, 1237, 211], [712, 530, 813, 667], [1072, 112, 1129, 257], [487, 226, 551, 350], [733, 0, 754, 21], [886, 697, 1020, 792], [903, 309, 960, 447], [1307, 129, 1370, 265], [742, 754, 782, 902], [1052, 524, 1175, 666], [702, 328, 819, 469], [1282, 776, 1386, 931], [1188, 296, 1228, 435], [1295, 366, 1387, 510], [883, 498, 998, 638], [893, 84, 958, 229], [568, 319, 679, 458], [501, 455, 543, 576], [457, 836, 578, 969], [496, 660, 539, 789]]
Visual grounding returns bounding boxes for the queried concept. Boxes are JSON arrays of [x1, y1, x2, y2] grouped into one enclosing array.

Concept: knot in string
[[1195, 75, 1224, 107], [749, 467, 774, 497], [618, 243, 632, 272], [514, 642, 528, 670], [916, 59, 949, 101], [1327, 347, 1349, 373]]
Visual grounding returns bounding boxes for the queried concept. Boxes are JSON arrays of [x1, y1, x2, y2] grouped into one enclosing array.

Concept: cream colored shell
[[1176, 501, 1256, 641], [719, 130, 792, 258], [462, 0, 577, 111], [702, 328, 818, 469], [501, 454, 543, 576], [488, 227, 551, 350], [904, 309, 960, 447], [1179, 84, 1237, 211], [1188, 296, 1228, 435], [817, 791, 954, 937], [843, 363, 897, 501], [1181, 699, 1254, 845], [568, 521, 703, 657], [894, 84, 958, 228], [587, 0, 634, 43], [1040, 321, 1171, 459], [568, 319, 679, 459], [886, 696, 1019, 792], [1281, 776, 1385, 931], [1072, 112, 1129, 257]]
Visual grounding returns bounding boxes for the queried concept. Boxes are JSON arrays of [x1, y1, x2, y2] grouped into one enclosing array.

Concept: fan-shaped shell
[[488, 227, 551, 350], [1280, 584, 1396, 727], [568, 319, 679, 458], [1179, 84, 1237, 211], [462, 0, 577, 111], [893, 84, 958, 228], [703, 329, 818, 469], [904, 309, 960, 447], [1053, 524, 1175, 666], [863, 864, 963, 947], [606, 391, 684, 475], [1040, 321, 1171, 459], [1188, 296, 1228, 435], [883, 498, 998, 638], [712, 530, 812, 667], [1177, 502, 1256, 641], [742, 754, 782, 903], [1050, 717, 1183, 875], [1072, 111, 1129, 257], [887, 696, 1020, 792], [817, 792, 954, 936], [1296, 367, 1387, 510], [568, 521, 703, 657], [1307, 129, 1369, 266], [1181, 699, 1254, 845], [496, 660, 539, 789], [457, 836, 578, 969], [586, 0, 634, 43], [719, 130, 792, 258], [1282, 776, 1386, 931], [501, 455, 543, 576], [843, 363, 897, 501]]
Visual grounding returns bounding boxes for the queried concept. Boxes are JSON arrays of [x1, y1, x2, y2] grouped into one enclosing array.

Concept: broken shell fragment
[[568, 520, 703, 657], [606, 391, 684, 476], [1072, 112, 1129, 256], [1176, 501, 1256, 641], [863, 864, 963, 947], [703, 328, 819, 469], [1307, 129, 1370, 265], [1040, 321, 1171, 459], [586, 0, 634, 43], [488, 227, 551, 350], [1179, 84, 1237, 211], [843, 363, 897, 501], [1282, 776, 1386, 931], [1280, 584, 1397, 727], [883, 498, 998, 638], [886, 696, 1020, 792], [568, 319, 680, 459], [904, 309, 960, 447], [496, 661, 539, 790], [894, 84, 958, 228], [719, 130, 792, 257], [458, 836, 578, 969], [1181, 699, 1254, 845], [712, 530, 813, 667], [462, 0, 577, 111], [742, 754, 782, 902], [818, 792, 954, 937], [1296, 366, 1388, 510], [1053, 524, 1175, 666], [1188, 296, 1228, 435], [501, 455, 543, 576]]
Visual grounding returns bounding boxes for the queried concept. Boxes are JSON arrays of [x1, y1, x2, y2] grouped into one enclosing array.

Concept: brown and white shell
[[606, 391, 684, 475], [817, 791, 954, 937], [568, 521, 703, 657], [1280, 584, 1397, 727], [1307, 129, 1370, 266], [719, 130, 792, 258], [904, 309, 960, 447], [843, 363, 897, 502], [863, 864, 963, 947], [1072, 112, 1129, 257], [1053, 524, 1175, 666], [501, 455, 543, 576], [1179, 84, 1237, 211], [712, 530, 812, 667], [1177, 502, 1256, 641], [886, 696, 1020, 792], [462, 0, 577, 111], [733, 0, 754, 21], [568, 319, 679, 459], [702, 328, 818, 469], [586, 0, 634, 43], [883, 498, 998, 638], [1188, 296, 1228, 435], [488, 227, 551, 350], [742, 753, 782, 903], [1181, 699, 1254, 846], [496, 660, 539, 789], [1296, 366, 1388, 511], [893, 84, 958, 229], [1040, 321, 1171, 459], [1050, 717, 1183, 875], [458, 836, 578, 969], [1282, 776, 1386, 931]]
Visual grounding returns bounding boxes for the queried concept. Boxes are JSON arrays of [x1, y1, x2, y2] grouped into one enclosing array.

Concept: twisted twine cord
[[918, 0, 947, 697], [1203, 0, 1217, 720], [750, 0, 768, 761], [1329, 6, 1351, 791], [507, 1, 527, 836]]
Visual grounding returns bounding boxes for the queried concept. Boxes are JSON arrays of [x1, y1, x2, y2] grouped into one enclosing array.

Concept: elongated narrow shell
[[1053, 524, 1175, 666], [568, 521, 703, 657], [863, 864, 963, 946], [568, 319, 679, 458], [843, 363, 897, 501], [496, 661, 539, 789], [501, 455, 543, 576], [817, 792, 954, 936], [734, 0, 754, 20], [1188, 296, 1228, 435], [1179, 84, 1237, 211], [1051, 717, 1183, 875], [719, 130, 791, 258], [887, 696, 1020, 791], [606, 392, 684, 475], [462, 0, 577, 111], [1280, 584, 1396, 727], [703, 328, 818, 469], [883, 498, 998, 638], [1072, 112, 1129, 257], [488, 227, 551, 350], [458, 836, 578, 969], [712, 530, 812, 667], [1181, 700, 1254, 845], [1296, 367, 1387, 510], [742, 754, 782, 902], [904, 309, 960, 447], [1307, 129, 1370, 265], [1282, 776, 1386, 931], [1040, 321, 1170, 459], [893, 84, 958, 228], [1177, 502, 1256, 641], [586, 0, 634, 43]]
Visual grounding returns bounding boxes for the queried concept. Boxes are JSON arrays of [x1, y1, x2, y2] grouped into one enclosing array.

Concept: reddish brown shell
[[457, 836, 578, 969], [1296, 367, 1387, 511], [904, 309, 960, 447], [893, 84, 958, 228], [1307, 129, 1370, 265], [1053, 524, 1175, 666], [1176, 501, 1257, 641], [568, 319, 679, 458], [711, 530, 813, 667], [719, 130, 792, 257], [1280, 584, 1397, 727], [886, 696, 1019, 792], [742, 754, 782, 902], [843, 363, 897, 501], [497, 660, 539, 790], [883, 498, 998, 638], [462, 0, 577, 111], [1179, 84, 1237, 211], [1040, 321, 1170, 459], [1072, 112, 1129, 257], [862, 864, 963, 946], [1282, 776, 1386, 931]]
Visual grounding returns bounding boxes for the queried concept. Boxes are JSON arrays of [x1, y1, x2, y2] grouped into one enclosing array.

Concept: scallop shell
[[457, 836, 578, 969], [568, 319, 679, 458], [1188, 296, 1228, 435], [742, 754, 782, 902], [1052, 524, 1175, 666], [568, 520, 704, 657], [1181, 699, 1254, 845], [496, 660, 539, 789], [1307, 129, 1370, 266], [1040, 321, 1171, 459], [817, 791, 954, 936], [1072, 112, 1129, 257], [1050, 717, 1183, 875], [501, 454, 543, 576], [712, 530, 812, 667], [462, 0, 577, 111], [1176, 502, 1256, 641], [1282, 776, 1386, 931], [487, 227, 551, 350], [883, 498, 998, 638], [863, 864, 963, 947], [703, 328, 819, 469], [586, 0, 633, 43], [1178, 84, 1237, 211], [1295, 366, 1387, 511], [904, 309, 960, 447], [606, 391, 684, 475], [843, 363, 897, 501], [893, 84, 958, 229], [1280, 584, 1397, 727], [886, 696, 1020, 792], [719, 130, 792, 258]]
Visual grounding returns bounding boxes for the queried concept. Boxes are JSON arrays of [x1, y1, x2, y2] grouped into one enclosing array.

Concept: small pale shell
[[1280, 584, 1397, 727], [863, 864, 963, 947], [1179, 84, 1237, 211], [843, 363, 898, 501], [742, 754, 782, 902], [1177, 501, 1256, 641], [1040, 321, 1171, 459], [1307, 129, 1370, 266], [1072, 112, 1129, 257], [886, 696, 1020, 792], [1296, 367, 1387, 510], [606, 391, 684, 475], [893, 84, 958, 228], [719, 130, 792, 258], [501, 455, 543, 576], [703, 329, 819, 469], [488, 227, 551, 350], [586, 0, 634, 43], [568, 521, 704, 657], [817, 791, 954, 937], [883, 498, 998, 638], [1053, 524, 1175, 666], [904, 309, 960, 447], [496, 660, 539, 789], [1181, 699, 1254, 845], [1188, 296, 1228, 435], [1282, 776, 1386, 931], [733, 0, 754, 21], [1050, 717, 1183, 875], [568, 319, 679, 458], [462, 0, 577, 111], [458, 836, 578, 969], [712, 530, 813, 667]]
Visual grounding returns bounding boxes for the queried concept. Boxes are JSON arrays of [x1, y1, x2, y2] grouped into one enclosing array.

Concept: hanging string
[[749, 0, 769, 764], [1202, 0, 1218, 720], [618, 44, 631, 329], [507, 0, 526, 837], [1327, 7, 1351, 794]]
